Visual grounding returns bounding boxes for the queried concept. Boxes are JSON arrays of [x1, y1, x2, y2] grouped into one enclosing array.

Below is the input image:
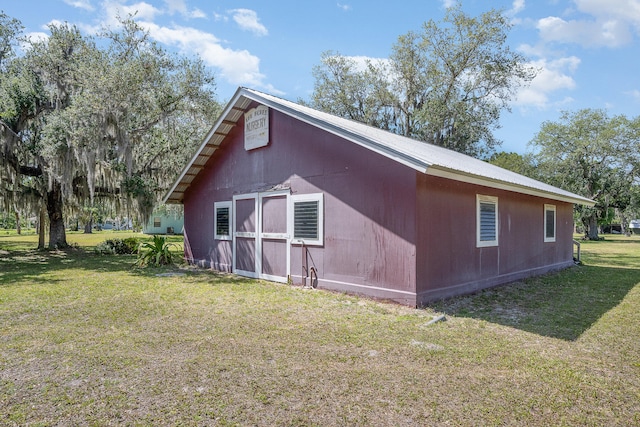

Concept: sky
[[2, 0, 640, 154]]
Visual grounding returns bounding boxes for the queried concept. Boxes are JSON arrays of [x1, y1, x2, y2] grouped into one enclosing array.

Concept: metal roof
[[164, 87, 595, 206]]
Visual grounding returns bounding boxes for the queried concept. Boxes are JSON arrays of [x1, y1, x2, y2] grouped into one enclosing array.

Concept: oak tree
[[309, 4, 536, 158], [0, 15, 219, 248], [531, 109, 639, 240]]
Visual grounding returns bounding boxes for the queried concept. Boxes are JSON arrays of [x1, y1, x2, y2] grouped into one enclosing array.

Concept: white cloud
[[510, 0, 525, 15], [44, 19, 66, 29], [537, 15, 632, 47], [102, 1, 162, 23], [337, 3, 352, 11], [64, 0, 95, 11], [164, 0, 187, 14], [576, 0, 640, 24], [344, 55, 390, 72], [163, 0, 206, 19], [536, 0, 640, 48], [189, 8, 206, 19], [229, 9, 268, 37], [506, 0, 526, 24], [513, 56, 580, 108], [627, 89, 640, 102], [441, 0, 456, 8], [213, 13, 228, 23], [141, 22, 270, 89], [24, 32, 49, 45], [52, 1, 277, 93]]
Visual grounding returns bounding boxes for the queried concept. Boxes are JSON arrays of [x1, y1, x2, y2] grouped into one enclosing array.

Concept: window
[[153, 217, 161, 228], [214, 201, 232, 240], [477, 195, 498, 247], [544, 204, 556, 242], [291, 193, 324, 245]]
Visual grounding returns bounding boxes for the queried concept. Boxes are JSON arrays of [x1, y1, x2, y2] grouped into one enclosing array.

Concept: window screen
[[216, 206, 230, 237], [294, 201, 319, 240], [153, 217, 161, 228], [477, 195, 498, 247], [479, 202, 496, 241], [214, 201, 232, 240]]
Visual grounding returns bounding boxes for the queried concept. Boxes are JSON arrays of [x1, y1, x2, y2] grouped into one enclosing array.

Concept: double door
[[232, 191, 290, 282]]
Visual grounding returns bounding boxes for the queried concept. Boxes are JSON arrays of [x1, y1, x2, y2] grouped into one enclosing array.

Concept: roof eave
[[426, 166, 596, 206], [163, 87, 250, 204]]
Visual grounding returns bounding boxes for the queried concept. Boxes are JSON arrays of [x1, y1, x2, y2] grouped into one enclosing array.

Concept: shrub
[[119, 237, 140, 254], [136, 235, 178, 266], [95, 241, 116, 255], [95, 237, 140, 255]]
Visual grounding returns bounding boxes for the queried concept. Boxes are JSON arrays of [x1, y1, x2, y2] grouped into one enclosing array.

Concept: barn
[[164, 87, 594, 306]]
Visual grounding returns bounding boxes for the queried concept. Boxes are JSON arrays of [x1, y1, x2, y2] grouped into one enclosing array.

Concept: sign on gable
[[244, 105, 269, 150]]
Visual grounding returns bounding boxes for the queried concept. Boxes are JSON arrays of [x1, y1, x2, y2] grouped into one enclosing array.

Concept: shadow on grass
[[428, 264, 640, 341], [0, 247, 249, 287], [0, 248, 130, 285]]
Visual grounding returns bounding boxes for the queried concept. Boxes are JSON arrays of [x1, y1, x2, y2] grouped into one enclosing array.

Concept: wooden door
[[233, 191, 290, 282], [233, 194, 258, 278], [259, 192, 289, 283]]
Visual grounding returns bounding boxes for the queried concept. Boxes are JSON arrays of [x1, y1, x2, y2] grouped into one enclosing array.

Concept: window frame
[[214, 201, 232, 241], [476, 195, 499, 248], [290, 193, 324, 246], [544, 204, 556, 243]]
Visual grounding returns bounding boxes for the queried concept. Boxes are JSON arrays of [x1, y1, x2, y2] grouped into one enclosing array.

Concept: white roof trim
[[164, 87, 595, 207], [426, 167, 594, 206]]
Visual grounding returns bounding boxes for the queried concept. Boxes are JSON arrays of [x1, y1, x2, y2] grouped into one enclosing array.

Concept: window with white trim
[[544, 204, 556, 242], [214, 201, 232, 240], [291, 193, 324, 246], [477, 195, 498, 247], [153, 217, 161, 228]]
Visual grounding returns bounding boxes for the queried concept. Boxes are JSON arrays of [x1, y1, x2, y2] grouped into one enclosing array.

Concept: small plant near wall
[[136, 235, 178, 266]]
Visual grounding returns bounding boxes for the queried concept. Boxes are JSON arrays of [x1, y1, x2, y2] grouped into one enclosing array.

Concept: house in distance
[[164, 87, 594, 306]]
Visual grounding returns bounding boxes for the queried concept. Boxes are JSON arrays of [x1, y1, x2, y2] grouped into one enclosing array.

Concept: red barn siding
[[182, 101, 578, 306], [416, 174, 575, 303], [184, 105, 418, 304], [170, 89, 591, 306], [209, 240, 232, 272]]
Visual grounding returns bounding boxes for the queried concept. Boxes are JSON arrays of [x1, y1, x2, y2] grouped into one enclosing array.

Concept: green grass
[[0, 230, 184, 252], [0, 232, 639, 426]]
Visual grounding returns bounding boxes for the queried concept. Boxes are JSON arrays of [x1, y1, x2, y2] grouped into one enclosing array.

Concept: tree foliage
[[308, 4, 536, 158], [0, 15, 220, 248], [0, 11, 21, 68], [488, 151, 539, 179], [309, 53, 396, 131], [530, 109, 640, 240]]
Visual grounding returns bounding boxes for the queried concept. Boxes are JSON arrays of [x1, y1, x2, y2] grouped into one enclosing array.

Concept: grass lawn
[[1, 231, 639, 426]]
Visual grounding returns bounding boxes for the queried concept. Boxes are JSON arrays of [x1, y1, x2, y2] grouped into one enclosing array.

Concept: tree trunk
[[47, 183, 68, 249], [620, 211, 630, 236], [586, 214, 599, 240], [83, 217, 93, 234], [14, 210, 21, 235], [38, 205, 46, 250]]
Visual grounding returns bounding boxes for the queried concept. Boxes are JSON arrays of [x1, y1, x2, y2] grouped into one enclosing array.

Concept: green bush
[[95, 241, 115, 255], [95, 237, 140, 255], [136, 235, 178, 266], [119, 237, 140, 254]]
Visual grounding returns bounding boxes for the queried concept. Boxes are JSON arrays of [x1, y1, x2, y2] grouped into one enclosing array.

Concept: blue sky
[[2, 0, 640, 154]]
